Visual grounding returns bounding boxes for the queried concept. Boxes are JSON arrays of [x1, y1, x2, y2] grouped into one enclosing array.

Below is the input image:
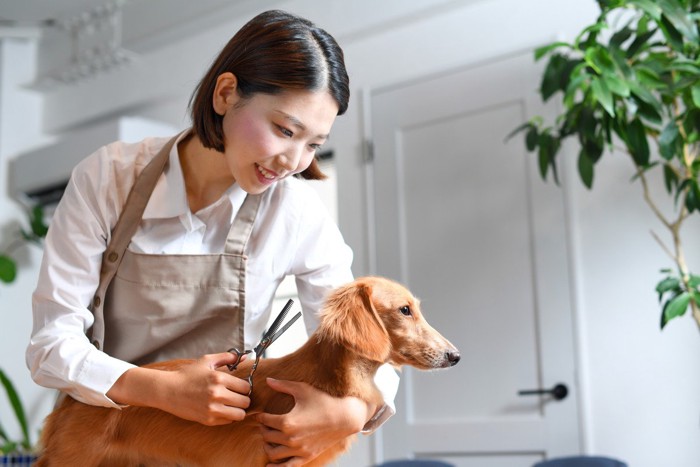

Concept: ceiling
[[6, 1, 294, 56], [0, 0, 109, 25], [0, 0, 266, 48]]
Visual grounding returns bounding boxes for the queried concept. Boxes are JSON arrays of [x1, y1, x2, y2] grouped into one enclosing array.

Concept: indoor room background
[[1, 1, 699, 466]]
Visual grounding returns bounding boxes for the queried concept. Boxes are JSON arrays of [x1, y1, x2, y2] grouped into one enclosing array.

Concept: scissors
[[227, 298, 302, 395]]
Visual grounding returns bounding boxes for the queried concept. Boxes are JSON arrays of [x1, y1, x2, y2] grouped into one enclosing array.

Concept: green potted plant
[[0, 206, 48, 285], [0, 206, 48, 465], [510, 0, 700, 330], [0, 368, 36, 465]]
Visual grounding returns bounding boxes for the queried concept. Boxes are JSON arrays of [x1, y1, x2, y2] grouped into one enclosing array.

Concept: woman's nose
[[278, 146, 303, 172]]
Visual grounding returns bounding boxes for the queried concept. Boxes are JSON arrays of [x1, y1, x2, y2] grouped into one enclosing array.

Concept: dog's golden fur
[[36, 276, 460, 466]]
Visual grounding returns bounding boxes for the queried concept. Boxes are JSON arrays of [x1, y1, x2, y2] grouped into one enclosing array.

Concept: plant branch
[[650, 230, 675, 262], [635, 166, 672, 229]]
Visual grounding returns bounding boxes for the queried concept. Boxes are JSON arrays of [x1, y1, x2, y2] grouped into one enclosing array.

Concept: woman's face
[[218, 83, 339, 194]]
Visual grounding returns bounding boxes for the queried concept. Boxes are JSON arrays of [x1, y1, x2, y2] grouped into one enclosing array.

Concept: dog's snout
[[446, 350, 460, 366]]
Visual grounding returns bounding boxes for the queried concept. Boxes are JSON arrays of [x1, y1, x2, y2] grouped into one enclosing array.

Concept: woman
[[27, 10, 398, 466]]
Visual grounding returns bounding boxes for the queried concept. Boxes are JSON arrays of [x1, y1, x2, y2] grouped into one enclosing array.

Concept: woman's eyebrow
[[275, 110, 329, 139]]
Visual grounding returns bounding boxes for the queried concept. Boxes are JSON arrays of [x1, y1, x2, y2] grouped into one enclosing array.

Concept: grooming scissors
[[227, 299, 302, 395]]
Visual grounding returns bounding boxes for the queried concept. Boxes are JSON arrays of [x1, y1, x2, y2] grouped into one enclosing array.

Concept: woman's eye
[[277, 125, 293, 137], [399, 306, 411, 316], [309, 143, 322, 152]]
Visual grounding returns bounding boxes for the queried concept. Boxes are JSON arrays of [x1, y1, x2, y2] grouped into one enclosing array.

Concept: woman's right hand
[[107, 352, 251, 426]]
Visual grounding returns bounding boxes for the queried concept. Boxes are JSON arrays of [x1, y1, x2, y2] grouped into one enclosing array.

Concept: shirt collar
[[142, 129, 191, 220], [142, 129, 248, 223]]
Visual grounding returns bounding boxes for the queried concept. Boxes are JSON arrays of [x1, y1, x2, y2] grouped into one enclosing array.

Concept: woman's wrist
[[107, 366, 168, 408], [342, 396, 377, 433]]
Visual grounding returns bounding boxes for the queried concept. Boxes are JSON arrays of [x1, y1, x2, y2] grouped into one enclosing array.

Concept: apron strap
[[224, 193, 263, 255], [89, 135, 177, 348]]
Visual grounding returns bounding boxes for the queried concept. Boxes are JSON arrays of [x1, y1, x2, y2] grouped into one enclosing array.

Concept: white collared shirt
[[26, 133, 398, 429]]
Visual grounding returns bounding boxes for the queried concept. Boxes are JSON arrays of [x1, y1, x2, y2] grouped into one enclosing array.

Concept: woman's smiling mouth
[[256, 164, 278, 182]]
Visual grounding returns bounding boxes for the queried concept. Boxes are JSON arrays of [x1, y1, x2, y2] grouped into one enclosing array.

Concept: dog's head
[[318, 276, 460, 370]]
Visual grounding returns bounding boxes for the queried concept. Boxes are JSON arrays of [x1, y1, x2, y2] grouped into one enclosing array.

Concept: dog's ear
[[320, 280, 392, 362]]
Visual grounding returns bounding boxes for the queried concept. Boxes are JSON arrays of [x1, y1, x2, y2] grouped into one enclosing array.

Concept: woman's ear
[[212, 72, 239, 116]]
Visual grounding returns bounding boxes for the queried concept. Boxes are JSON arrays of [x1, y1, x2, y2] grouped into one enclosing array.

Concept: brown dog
[[36, 276, 460, 466]]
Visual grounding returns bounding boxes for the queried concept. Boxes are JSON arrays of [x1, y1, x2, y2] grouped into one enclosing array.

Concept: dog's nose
[[446, 350, 460, 366]]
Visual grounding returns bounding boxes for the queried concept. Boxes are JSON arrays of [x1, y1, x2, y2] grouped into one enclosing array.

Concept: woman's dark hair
[[189, 10, 349, 180]]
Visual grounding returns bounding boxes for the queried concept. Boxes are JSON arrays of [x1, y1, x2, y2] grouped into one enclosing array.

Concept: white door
[[369, 52, 581, 466]]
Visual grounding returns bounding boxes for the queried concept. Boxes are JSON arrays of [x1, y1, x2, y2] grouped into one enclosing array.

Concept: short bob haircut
[[189, 10, 349, 180]]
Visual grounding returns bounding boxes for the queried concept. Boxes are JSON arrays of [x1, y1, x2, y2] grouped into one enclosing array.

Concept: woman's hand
[[107, 352, 251, 426], [255, 378, 375, 466]]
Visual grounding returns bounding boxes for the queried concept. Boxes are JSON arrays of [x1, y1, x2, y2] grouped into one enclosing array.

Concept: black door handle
[[518, 383, 569, 401]]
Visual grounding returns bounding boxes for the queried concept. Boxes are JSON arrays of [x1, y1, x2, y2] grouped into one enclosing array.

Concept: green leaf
[[628, 82, 663, 125], [683, 109, 700, 142], [625, 28, 658, 59], [657, 0, 699, 42], [656, 275, 681, 299], [630, 0, 663, 20], [663, 164, 679, 193], [658, 121, 680, 160], [685, 179, 700, 213], [0, 419, 9, 443], [574, 21, 607, 49], [604, 74, 631, 97], [610, 25, 634, 49], [628, 81, 662, 112], [537, 131, 561, 184], [692, 85, 700, 108], [526, 126, 539, 151], [0, 369, 31, 450], [505, 122, 532, 142], [668, 61, 700, 75], [29, 206, 48, 239], [585, 47, 617, 75], [0, 256, 17, 284], [636, 66, 667, 90], [534, 42, 572, 61], [661, 291, 691, 329], [626, 118, 650, 166], [658, 14, 684, 51], [540, 54, 571, 101], [675, 178, 692, 206], [564, 63, 590, 108], [591, 76, 616, 116], [578, 149, 595, 189], [688, 274, 700, 289]]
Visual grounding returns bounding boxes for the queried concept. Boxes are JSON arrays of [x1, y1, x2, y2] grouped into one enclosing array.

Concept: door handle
[[518, 383, 569, 401]]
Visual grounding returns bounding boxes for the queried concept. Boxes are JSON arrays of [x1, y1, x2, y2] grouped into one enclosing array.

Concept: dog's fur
[[36, 276, 460, 466]]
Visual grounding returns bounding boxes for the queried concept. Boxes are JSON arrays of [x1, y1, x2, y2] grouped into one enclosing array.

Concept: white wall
[[2, 1, 699, 466]]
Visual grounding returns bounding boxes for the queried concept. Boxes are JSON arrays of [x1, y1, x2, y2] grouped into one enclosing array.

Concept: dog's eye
[[399, 306, 411, 316]]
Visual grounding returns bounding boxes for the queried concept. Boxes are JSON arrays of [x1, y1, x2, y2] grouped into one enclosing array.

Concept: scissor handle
[[226, 348, 251, 371]]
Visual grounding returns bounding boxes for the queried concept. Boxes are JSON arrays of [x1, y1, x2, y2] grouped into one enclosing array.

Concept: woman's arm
[[27, 147, 133, 407], [107, 352, 252, 425]]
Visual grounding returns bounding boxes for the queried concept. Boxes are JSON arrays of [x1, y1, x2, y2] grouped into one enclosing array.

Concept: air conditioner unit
[[9, 116, 177, 208]]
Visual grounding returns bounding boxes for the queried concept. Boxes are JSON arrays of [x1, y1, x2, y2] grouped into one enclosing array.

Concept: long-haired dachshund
[[36, 276, 460, 466]]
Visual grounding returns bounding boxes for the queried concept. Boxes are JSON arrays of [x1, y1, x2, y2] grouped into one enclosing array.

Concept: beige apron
[[88, 135, 262, 365]]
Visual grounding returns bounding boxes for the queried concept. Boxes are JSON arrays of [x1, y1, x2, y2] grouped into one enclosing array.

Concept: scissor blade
[[267, 311, 302, 345], [254, 311, 302, 355], [266, 299, 294, 339]]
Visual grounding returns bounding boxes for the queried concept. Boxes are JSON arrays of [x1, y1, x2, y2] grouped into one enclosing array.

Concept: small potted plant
[[0, 369, 36, 466]]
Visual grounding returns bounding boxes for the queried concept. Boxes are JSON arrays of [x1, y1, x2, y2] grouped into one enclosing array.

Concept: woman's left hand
[[255, 378, 374, 466]]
